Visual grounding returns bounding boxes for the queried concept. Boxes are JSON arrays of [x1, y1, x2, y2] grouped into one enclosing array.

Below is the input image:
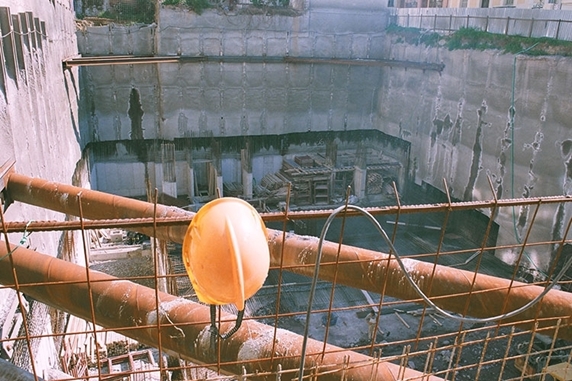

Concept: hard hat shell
[[182, 197, 270, 311]]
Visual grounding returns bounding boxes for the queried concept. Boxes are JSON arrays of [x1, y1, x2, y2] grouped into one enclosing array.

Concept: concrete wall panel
[[203, 88, 221, 112], [310, 89, 332, 112], [171, 66, 201, 88], [88, 65, 114, 84], [374, 38, 572, 264], [161, 30, 179, 56], [223, 36, 245, 56], [85, 26, 111, 54], [110, 65, 134, 84], [333, 34, 353, 58], [180, 33, 201, 56], [264, 63, 287, 87], [222, 157, 240, 183], [287, 89, 311, 112], [288, 64, 311, 88], [245, 35, 265, 57], [202, 35, 222, 56], [132, 26, 155, 56], [158, 64, 182, 87], [313, 35, 335, 57], [330, 108, 347, 129], [369, 35, 387, 59], [311, 112, 329, 131], [252, 154, 282, 183], [266, 35, 288, 57], [264, 88, 287, 112], [175, 160, 190, 196], [288, 35, 313, 57], [222, 65, 244, 87], [348, 66, 375, 90], [245, 63, 265, 88], [222, 87, 244, 112], [223, 114, 241, 135], [203, 63, 222, 87], [183, 86, 205, 110], [80, 6, 391, 141], [244, 87, 266, 108], [351, 35, 372, 58], [313, 65, 332, 90], [331, 66, 349, 88], [287, 114, 310, 132], [110, 29, 131, 55]]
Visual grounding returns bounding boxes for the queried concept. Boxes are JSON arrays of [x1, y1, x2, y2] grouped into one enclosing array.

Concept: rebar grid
[[2, 182, 572, 380]]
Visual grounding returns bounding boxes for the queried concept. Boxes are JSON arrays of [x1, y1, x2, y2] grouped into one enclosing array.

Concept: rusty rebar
[[62, 54, 446, 72], [0, 241, 441, 381], [5, 173, 572, 340]]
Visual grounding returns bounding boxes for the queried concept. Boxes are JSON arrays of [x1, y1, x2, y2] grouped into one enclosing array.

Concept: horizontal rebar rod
[[3, 190, 572, 230], [5, 173, 572, 340], [0, 242, 440, 381], [62, 54, 446, 72]]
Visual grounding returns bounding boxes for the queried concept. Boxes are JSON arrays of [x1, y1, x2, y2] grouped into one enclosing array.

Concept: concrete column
[[187, 166, 195, 199], [150, 161, 159, 196], [216, 175, 224, 197], [161, 142, 177, 199], [243, 169, 253, 199], [354, 166, 367, 200], [184, 146, 195, 199], [241, 146, 253, 199]]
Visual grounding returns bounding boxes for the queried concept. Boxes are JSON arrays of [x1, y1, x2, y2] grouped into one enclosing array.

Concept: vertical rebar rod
[[77, 194, 103, 380], [414, 179, 453, 349], [270, 183, 292, 365], [496, 326, 516, 381], [152, 188, 167, 379], [369, 181, 402, 357], [496, 200, 542, 335], [321, 187, 352, 357]]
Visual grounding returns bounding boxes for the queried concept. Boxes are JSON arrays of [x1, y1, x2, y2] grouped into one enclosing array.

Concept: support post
[[161, 142, 177, 199], [241, 145, 253, 200]]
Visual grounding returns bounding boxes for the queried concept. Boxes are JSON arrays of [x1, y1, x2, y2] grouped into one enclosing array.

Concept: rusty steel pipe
[[5, 173, 572, 339], [0, 242, 440, 381], [4, 173, 192, 242]]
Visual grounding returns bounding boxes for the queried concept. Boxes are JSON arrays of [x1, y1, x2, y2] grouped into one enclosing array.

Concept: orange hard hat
[[182, 197, 270, 311]]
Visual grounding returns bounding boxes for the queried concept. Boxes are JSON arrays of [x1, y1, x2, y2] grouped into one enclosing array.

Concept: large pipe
[[0, 242, 440, 381], [5, 173, 572, 339]]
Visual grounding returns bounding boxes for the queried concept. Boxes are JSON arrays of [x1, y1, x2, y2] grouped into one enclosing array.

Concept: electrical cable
[[298, 204, 572, 380]]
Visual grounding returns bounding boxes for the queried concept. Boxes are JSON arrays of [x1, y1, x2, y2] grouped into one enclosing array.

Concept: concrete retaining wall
[[77, 4, 391, 142], [376, 37, 572, 267], [78, 4, 572, 268], [0, 0, 84, 252]]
